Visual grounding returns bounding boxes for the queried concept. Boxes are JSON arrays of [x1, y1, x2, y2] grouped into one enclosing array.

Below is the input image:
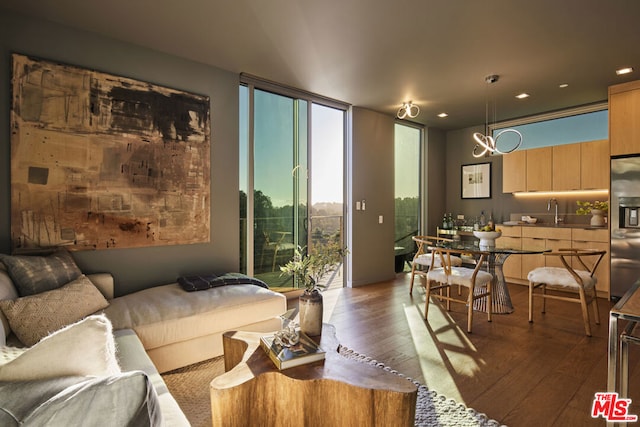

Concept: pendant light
[[397, 101, 420, 119], [472, 75, 523, 158]]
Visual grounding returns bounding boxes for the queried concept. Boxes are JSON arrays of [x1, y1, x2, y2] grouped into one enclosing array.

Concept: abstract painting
[[10, 54, 211, 251]]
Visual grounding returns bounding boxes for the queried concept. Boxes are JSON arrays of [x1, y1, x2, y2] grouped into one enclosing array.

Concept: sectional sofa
[[0, 250, 287, 426]]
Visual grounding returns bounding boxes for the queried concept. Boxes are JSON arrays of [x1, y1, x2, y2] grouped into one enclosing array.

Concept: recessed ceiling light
[[515, 93, 529, 99], [437, 112, 448, 118], [559, 83, 569, 88], [616, 67, 634, 75]]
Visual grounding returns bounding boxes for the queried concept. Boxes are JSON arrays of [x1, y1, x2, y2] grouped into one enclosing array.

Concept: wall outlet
[[378, 215, 383, 224]]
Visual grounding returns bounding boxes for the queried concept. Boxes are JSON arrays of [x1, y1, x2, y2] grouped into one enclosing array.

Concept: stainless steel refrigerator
[[611, 156, 640, 299]]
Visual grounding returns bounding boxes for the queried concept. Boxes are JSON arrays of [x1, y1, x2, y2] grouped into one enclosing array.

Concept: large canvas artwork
[[10, 54, 211, 251]]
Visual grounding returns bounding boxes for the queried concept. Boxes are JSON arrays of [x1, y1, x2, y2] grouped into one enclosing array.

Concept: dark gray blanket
[[177, 272, 269, 292]]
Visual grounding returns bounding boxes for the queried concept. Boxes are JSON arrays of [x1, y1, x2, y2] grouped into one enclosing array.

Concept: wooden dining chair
[[260, 231, 296, 272], [527, 248, 606, 336], [425, 247, 493, 333], [409, 235, 462, 294]]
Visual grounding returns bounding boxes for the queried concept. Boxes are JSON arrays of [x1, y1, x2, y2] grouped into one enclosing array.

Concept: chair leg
[[467, 287, 474, 333], [487, 281, 492, 324], [578, 287, 592, 337], [592, 288, 600, 325], [528, 281, 534, 323], [271, 247, 279, 272], [541, 284, 547, 314], [409, 264, 417, 294], [446, 286, 451, 311], [424, 280, 432, 320]]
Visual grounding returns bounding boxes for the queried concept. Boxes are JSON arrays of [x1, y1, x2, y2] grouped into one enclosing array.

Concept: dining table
[[427, 240, 550, 314]]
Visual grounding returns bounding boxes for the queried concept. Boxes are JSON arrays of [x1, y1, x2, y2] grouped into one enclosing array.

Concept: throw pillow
[[0, 249, 82, 296], [0, 314, 120, 381], [0, 275, 110, 346]]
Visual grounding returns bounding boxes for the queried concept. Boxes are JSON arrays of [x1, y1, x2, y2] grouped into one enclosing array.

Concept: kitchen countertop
[[499, 223, 608, 230]]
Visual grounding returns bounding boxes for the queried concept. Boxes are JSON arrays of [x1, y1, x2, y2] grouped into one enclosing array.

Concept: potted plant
[[576, 200, 608, 226], [280, 242, 348, 336]]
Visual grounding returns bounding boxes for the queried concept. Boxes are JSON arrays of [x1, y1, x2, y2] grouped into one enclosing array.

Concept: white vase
[[590, 209, 606, 226], [299, 288, 323, 336]]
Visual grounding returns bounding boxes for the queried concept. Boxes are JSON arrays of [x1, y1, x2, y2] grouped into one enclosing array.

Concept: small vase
[[590, 209, 605, 227], [299, 288, 323, 336]]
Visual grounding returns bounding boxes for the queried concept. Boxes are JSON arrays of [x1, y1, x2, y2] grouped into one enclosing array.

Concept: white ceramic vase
[[590, 209, 606, 226], [299, 288, 323, 336]]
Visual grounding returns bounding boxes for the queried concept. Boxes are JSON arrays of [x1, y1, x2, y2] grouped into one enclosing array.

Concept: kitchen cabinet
[[496, 225, 522, 281], [580, 139, 609, 190], [526, 147, 552, 191], [553, 143, 581, 191], [503, 140, 610, 193], [502, 150, 526, 193], [571, 228, 610, 299], [609, 80, 640, 156], [521, 227, 572, 273], [497, 225, 611, 298]]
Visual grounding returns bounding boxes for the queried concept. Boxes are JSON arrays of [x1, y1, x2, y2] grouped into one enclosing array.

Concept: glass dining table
[[427, 241, 550, 314]]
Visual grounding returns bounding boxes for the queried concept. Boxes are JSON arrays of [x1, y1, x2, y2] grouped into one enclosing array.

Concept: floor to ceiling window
[[394, 122, 422, 272], [240, 77, 348, 289]]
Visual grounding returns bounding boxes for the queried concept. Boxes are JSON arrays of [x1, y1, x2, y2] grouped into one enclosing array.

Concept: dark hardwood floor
[[289, 273, 640, 426]]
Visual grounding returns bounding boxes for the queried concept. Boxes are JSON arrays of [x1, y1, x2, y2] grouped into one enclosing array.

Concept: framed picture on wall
[[461, 162, 491, 199]]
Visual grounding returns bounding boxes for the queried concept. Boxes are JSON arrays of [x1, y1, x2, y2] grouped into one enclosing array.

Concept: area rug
[[162, 347, 505, 427]]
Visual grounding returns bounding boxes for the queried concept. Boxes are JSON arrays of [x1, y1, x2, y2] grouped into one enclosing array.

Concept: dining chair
[[425, 247, 493, 333], [527, 248, 606, 336], [260, 231, 296, 272], [409, 236, 462, 294]]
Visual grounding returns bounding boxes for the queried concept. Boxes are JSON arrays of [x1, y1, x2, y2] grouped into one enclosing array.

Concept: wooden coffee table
[[210, 323, 417, 426]]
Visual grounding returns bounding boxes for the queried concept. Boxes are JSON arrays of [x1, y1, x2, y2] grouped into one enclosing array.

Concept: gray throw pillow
[[0, 250, 82, 297]]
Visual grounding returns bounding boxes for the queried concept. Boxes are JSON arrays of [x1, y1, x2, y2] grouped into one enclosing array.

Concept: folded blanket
[[177, 273, 269, 292]]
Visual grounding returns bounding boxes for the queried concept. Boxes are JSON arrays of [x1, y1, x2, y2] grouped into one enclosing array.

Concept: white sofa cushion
[[104, 283, 286, 351], [0, 371, 162, 427], [0, 314, 120, 381]]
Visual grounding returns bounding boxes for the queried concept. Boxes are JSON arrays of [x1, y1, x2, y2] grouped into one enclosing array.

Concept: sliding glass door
[[309, 104, 344, 290], [394, 122, 422, 272], [240, 81, 347, 289]]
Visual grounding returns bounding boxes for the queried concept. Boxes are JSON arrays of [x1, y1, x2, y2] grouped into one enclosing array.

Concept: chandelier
[[397, 101, 420, 119], [472, 75, 523, 158]]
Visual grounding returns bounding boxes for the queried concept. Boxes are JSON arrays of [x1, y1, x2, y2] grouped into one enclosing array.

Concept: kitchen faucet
[[547, 198, 559, 224]]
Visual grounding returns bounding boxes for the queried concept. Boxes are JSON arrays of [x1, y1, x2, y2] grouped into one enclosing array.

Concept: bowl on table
[[473, 230, 502, 248]]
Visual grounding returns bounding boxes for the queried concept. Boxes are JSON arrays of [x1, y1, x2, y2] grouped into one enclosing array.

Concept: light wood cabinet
[[580, 139, 609, 189], [522, 227, 572, 271], [553, 143, 581, 191], [571, 228, 610, 298], [497, 226, 522, 280], [499, 225, 611, 298], [526, 147, 553, 191], [502, 150, 527, 193], [503, 140, 610, 193], [609, 80, 640, 156]]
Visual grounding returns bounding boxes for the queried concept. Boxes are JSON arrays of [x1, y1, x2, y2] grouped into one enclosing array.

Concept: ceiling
[[3, 0, 640, 130]]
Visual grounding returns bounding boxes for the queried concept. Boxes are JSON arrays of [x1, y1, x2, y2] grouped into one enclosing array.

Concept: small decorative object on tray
[[260, 324, 325, 370]]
